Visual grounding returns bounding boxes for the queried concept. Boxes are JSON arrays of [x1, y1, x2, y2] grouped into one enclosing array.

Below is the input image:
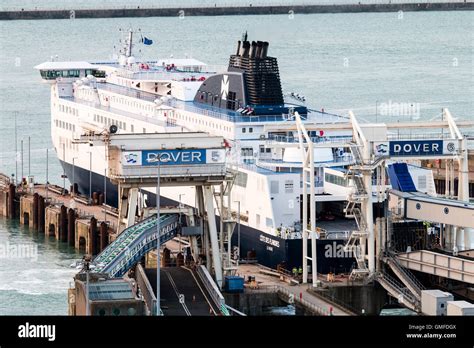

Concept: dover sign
[[373, 140, 458, 157], [122, 149, 225, 166]]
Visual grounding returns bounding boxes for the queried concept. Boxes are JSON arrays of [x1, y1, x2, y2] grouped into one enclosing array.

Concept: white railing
[[246, 285, 335, 316], [196, 265, 228, 315]]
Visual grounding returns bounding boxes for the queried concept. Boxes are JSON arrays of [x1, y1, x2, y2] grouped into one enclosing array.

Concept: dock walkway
[[237, 264, 352, 315]]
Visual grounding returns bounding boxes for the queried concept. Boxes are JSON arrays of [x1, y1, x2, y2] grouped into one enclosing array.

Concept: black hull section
[[232, 224, 356, 273], [61, 160, 354, 273], [60, 160, 176, 208]]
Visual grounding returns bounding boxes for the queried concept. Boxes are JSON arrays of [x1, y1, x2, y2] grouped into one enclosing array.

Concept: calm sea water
[[0, 10, 472, 314]]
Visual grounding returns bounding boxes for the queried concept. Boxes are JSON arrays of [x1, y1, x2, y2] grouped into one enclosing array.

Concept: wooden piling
[[60, 205, 68, 242], [32, 193, 39, 230], [38, 195, 45, 233], [67, 208, 76, 246], [100, 221, 108, 252], [89, 217, 98, 256], [8, 183, 16, 218]]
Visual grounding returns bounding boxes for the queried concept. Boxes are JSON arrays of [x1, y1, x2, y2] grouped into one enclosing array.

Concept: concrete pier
[[0, 2, 472, 21], [2, 177, 117, 256]]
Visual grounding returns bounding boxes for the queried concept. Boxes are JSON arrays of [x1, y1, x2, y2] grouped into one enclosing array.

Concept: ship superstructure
[[35, 30, 434, 271]]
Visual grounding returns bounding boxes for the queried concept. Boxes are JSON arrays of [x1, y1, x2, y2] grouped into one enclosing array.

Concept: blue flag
[[143, 37, 153, 45]]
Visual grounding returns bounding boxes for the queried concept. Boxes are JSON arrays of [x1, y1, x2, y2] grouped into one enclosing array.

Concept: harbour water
[[0, 10, 472, 314], [0, 217, 80, 315]]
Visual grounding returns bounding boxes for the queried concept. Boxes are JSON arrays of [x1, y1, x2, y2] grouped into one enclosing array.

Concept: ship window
[[131, 125, 134, 133], [266, 148, 271, 153], [123, 122, 126, 131], [259, 145, 265, 153], [266, 218, 273, 228], [270, 181, 279, 194], [241, 147, 253, 157], [256, 214, 260, 228], [242, 128, 246, 133], [325, 173, 348, 187], [285, 180, 294, 193], [235, 172, 248, 188], [418, 175, 427, 189], [249, 127, 253, 133]]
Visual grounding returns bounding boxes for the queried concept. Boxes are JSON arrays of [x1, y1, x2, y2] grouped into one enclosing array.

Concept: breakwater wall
[[1, 2, 473, 20]]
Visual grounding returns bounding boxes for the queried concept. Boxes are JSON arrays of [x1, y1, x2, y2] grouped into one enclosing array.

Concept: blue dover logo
[[390, 140, 443, 156], [142, 149, 206, 166]]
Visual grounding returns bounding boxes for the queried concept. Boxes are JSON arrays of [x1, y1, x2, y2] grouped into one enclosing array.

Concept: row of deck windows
[[93, 114, 127, 131], [174, 113, 232, 133], [40, 69, 105, 80], [59, 104, 78, 116], [54, 119, 76, 132], [41, 69, 80, 80], [110, 95, 154, 112]]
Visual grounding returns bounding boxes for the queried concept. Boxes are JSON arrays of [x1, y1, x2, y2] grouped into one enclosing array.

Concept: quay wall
[[2, 181, 114, 256], [0, 3, 473, 20]]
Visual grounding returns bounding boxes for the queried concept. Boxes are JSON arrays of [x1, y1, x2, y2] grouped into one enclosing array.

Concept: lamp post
[[155, 153, 169, 316], [178, 194, 185, 254], [62, 143, 66, 194], [46, 148, 49, 201], [83, 255, 91, 316], [72, 157, 78, 196], [88, 151, 92, 205], [233, 200, 241, 265], [375, 100, 378, 123], [104, 168, 107, 222]]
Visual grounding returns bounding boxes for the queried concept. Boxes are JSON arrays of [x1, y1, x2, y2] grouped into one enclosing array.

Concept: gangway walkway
[[92, 214, 180, 278], [389, 190, 474, 229], [395, 250, 474, 284]]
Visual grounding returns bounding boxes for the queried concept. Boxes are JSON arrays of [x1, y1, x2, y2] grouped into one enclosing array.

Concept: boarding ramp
[[387, 163, 417, 192], [395, 250, 474, 284], [92, 214, 180, 278]]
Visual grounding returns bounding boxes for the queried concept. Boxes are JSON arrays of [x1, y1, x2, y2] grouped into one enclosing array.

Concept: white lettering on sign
[[393, 143, 439, 154], [146, 151, 202, 164], [259, 234, 280, 248]]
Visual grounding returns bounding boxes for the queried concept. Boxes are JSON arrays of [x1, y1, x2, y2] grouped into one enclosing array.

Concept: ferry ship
[[35, 30, 434, 273]]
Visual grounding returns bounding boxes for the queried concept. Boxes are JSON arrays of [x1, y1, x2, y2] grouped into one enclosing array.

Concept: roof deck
[[96, 82, 346, 124]]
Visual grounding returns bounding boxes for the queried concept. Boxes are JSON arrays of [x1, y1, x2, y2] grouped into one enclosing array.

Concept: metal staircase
[[376, 271, 420, 312], [384, 251, 425, 302], [344, 202, 370, 279], [92, 214, 180, 278], [344, 148, 370, 279]]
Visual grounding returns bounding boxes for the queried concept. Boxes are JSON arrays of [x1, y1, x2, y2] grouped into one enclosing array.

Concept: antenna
[[242, 31, 248, 41], [126, 28, 133, 57]]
